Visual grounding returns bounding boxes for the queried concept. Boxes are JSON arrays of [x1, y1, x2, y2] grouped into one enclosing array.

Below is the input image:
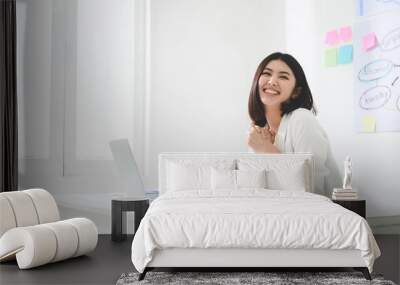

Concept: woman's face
[[258, 59, 296, 108]]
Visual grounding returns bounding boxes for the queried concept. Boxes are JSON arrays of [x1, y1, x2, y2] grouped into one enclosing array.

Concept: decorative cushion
[[211, 168, 236, 190], [168, 162, 210, 191], [267, 163, 306, 191], [236, 169, 267, 189], [166, 159, 235, 191], [238, 158, 307, 191], [211, 168, 267, 190]]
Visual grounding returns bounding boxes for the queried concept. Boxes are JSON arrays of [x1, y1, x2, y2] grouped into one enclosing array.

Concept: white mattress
[[131, 190, 380, 273]]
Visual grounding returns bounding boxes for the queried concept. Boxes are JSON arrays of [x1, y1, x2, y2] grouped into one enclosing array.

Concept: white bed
[[131, 153, 380, 280]]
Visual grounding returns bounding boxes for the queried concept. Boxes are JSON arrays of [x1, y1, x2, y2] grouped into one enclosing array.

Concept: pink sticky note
[[339, 26, 352, 42], [363, 33, 377, 51], [325, 30, 340, 46]]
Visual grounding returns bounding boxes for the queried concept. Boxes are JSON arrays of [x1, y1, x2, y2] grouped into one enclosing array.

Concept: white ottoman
[[0, 189, 98, 269]]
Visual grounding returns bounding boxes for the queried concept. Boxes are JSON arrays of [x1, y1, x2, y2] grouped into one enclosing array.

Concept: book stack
[[332, 188, 358, 200]]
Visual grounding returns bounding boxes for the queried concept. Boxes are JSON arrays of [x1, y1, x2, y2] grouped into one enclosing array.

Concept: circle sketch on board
[[359, 85, 391, 110], [358, 59, 394, 82]]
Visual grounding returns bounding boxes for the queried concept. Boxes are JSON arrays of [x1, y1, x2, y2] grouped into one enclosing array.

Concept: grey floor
[[0, 235, 399, 285], [0, 235, 133, 285]]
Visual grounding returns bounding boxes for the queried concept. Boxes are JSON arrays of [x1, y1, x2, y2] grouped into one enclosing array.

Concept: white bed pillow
[[237, 158, 307, 191], [210, 168, 236, 190], [167, 159, 235, 191], [168, 162, 209, 191], [267, 163, 306, 191], [236, 169, 267, 189], [211, 168, 267, 190]]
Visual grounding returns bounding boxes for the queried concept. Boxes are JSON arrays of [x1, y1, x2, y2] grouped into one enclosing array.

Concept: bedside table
[[332, 199, 366, 218], [111, 197, 149, 242]]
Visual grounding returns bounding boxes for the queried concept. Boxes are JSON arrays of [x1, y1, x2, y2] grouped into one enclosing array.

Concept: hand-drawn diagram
[[354, 11, 400, 132], [358, 59, 400, 111]]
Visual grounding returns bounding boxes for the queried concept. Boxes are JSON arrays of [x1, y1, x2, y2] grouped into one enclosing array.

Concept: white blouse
[[273, 108, 340, 196]]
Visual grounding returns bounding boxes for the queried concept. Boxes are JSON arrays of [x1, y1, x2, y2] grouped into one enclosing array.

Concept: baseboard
[[367, 215, 400, 234]]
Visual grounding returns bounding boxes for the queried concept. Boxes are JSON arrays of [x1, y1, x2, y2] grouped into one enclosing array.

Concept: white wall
[[147, 0, 400, 219], [17, 0, 52, 162], [17, 0, 399, 233], [17, 0, 138, 233], [146, 0, 286, 189], [74, 0, 135, 161]]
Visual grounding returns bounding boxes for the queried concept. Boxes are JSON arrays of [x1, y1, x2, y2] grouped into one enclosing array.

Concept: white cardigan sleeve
[[288, 109, 331, 194]]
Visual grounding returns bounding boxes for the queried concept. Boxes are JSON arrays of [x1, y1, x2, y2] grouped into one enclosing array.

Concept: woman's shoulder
[[286, 108, 326, 137], [287, 108, 316, 123]]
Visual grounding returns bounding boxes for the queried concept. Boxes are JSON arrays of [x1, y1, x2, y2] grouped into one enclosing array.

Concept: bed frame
[[138, 153, 372, 281], [140, 248, 371, 280]]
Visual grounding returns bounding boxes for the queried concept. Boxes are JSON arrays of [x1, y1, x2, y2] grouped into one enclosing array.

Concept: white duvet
[[131, 190, 380, 273]]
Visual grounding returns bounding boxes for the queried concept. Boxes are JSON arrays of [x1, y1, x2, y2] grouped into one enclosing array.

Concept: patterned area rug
[[116, 271, 396, 285]]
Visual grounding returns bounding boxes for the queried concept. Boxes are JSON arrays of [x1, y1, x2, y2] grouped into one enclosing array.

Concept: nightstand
[[111, 197, 149, 242], [332, 199, 366, 218]]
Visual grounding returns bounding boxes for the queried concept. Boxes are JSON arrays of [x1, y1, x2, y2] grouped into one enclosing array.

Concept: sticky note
[[362, 116, 376, 133], [339, 26, 352, 42], [338, 45, 353, 64], [325, 30, 340, 46], [363, 33, 377, 51], [324, 48, 338, 67]]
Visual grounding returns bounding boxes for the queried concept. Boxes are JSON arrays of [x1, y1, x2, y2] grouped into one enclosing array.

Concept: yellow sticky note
[[362, 116, 376, 133], [324, 48, 337, 67]]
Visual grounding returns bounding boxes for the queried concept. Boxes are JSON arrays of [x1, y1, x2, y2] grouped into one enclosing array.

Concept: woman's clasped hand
[[247, 123, 276, 153]]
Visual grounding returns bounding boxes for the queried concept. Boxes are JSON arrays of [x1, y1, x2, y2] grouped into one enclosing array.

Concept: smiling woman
[[247, 52, 340, 196]]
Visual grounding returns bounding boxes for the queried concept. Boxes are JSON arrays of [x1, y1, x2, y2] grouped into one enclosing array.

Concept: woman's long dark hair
[[248, 52, 316, 127]]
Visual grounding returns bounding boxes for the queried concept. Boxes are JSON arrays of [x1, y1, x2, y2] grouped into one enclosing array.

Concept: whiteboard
[[354, 10, 400, 132], [357, 0, 400, 17]]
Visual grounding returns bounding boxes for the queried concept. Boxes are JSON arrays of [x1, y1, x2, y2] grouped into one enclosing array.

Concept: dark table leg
[[112, 200, 127, 241], [134, 200, 149, 235]]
